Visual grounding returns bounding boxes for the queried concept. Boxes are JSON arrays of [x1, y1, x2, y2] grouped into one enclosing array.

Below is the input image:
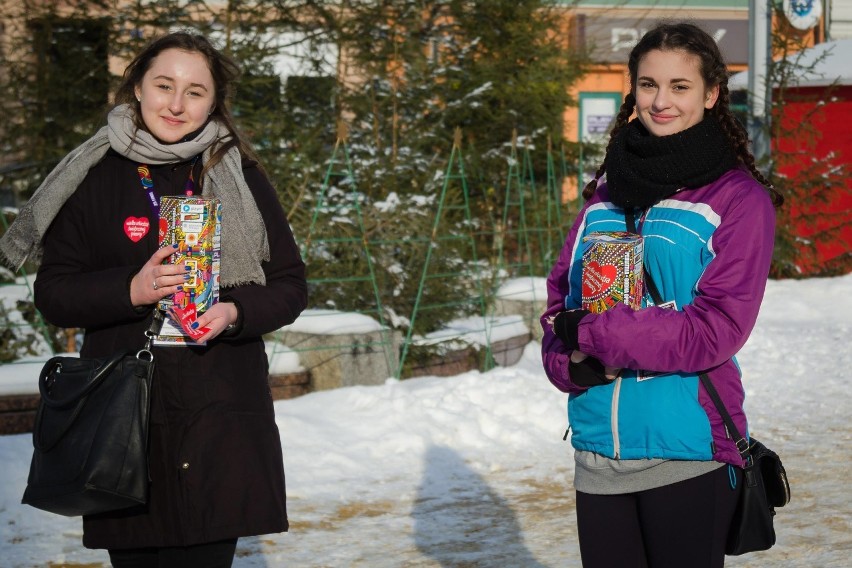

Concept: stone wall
[[274, 329, 401, 391]]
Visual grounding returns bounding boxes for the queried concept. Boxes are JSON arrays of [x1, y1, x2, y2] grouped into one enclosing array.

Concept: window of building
[[29, 17, 109, 130]]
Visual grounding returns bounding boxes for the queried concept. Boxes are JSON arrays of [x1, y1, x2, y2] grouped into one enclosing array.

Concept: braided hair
[[582, 22, 783, 207]]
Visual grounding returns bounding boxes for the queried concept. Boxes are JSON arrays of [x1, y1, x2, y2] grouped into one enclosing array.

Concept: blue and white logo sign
[[783, 0, 822, 31]]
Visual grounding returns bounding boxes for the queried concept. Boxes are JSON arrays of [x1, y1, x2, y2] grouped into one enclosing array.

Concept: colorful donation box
[[581, 231, 644, 313], [157, 196, 222, 344]]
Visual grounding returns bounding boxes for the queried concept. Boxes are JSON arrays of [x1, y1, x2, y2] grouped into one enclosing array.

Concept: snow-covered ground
[[1, 274, 850, 567]]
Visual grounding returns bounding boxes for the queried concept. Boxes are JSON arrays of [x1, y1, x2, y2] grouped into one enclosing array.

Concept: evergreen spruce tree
[[0, 0, 589, 356], [318, 0, 587, 337]]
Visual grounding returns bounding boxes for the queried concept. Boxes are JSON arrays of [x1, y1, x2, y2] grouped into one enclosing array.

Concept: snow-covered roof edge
[[729, 38, 852, 89]]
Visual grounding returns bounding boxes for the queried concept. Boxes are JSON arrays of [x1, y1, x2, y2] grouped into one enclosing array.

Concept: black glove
[[569, 355, 611, 387], [552, 309, 591, 351]]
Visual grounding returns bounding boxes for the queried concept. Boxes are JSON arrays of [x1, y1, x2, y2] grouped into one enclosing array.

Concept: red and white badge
[[123, 217, 150, 242]]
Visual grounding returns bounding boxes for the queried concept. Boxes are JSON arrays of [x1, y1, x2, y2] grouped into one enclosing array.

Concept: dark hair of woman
[[582, 22, 783, 207], [113, 31, 260, 184]]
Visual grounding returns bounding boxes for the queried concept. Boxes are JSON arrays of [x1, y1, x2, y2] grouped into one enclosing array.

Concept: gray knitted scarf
[[0, 104, 269, 287]]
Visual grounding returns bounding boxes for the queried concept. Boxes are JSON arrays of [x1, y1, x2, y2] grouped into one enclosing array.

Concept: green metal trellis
[[520, 137, 548, 274], [496, 130, 536, 280], [297, 128, 396, 374], [396, 128, 494, 378], [544, 136, 565, 269]]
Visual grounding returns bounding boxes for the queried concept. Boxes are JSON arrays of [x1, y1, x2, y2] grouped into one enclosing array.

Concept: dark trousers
[[108, 538, 238, 568], [576, 465, 742, 568]]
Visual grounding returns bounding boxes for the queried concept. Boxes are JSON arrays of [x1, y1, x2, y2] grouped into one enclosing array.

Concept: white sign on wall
[[783, 0, 823, 31], [580, 95, 619, 143]]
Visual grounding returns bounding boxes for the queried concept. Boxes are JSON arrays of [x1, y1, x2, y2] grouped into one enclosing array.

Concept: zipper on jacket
[[611, 376, 623, 458]]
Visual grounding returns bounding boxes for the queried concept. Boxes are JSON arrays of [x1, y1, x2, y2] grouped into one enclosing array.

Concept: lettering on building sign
[[611, 28, 646, 52], [587, 115, 613, 135], [611, 27, 728, 52], [589, 18, 748, 64]]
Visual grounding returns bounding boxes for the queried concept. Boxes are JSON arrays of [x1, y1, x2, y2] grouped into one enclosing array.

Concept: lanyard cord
[[136, 165, 158, 217], [136, 156, 200, 217], [184, 156, 200, 196]]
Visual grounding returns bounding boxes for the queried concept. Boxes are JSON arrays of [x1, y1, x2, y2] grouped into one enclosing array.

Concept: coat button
[[181, 462, 190, 470]]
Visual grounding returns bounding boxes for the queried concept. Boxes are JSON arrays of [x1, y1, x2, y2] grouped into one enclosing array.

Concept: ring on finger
[[153, 279, 159, 291]]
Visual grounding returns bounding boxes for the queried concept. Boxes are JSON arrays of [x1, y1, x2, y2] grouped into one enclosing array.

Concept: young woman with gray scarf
[[0, 32, 307, 567]]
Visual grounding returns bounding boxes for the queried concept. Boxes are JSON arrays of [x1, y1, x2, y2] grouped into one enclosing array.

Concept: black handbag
[[695, 362, 790, 555], [723, 436, 791, 555], [623, 210, 791, 556], [21, 313, 163, 517]]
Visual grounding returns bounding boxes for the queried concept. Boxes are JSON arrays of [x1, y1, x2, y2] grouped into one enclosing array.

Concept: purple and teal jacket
[[541, 168, 776, 466]]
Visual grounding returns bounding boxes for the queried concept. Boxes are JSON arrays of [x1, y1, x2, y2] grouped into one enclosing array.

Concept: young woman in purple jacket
[[541, 23, 783, 568]]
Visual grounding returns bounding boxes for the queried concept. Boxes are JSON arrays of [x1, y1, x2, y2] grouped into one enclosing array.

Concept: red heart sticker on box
[[582, 261, 617, 300], [124, 217, 150, 242], [158, 218, 168, 245]]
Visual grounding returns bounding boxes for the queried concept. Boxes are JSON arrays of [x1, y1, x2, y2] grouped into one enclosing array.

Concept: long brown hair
[[113, 32, 260, 183], [582, 22, 782, 207]]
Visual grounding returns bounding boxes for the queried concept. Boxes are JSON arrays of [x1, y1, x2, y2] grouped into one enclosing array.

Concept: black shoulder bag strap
[[624, 208, 751, 462]]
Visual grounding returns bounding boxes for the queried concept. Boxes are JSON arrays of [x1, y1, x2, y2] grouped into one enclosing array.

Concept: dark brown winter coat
[[34, 149, 307, 549]]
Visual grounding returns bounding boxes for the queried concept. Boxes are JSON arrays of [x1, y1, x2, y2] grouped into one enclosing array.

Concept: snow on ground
[[1, 274, 850, 567], [496, 276, 548, 303]]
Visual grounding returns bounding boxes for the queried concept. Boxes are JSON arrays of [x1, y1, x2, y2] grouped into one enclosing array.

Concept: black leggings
[[108, 538, 238, 568], [576, 465, 742, 568]]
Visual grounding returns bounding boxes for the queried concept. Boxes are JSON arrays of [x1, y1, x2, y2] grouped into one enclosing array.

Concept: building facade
[[828, 0, 852, 37]]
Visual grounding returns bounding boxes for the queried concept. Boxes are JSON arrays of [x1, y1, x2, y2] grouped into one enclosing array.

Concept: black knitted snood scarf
[[605, 115, 739, 210]]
